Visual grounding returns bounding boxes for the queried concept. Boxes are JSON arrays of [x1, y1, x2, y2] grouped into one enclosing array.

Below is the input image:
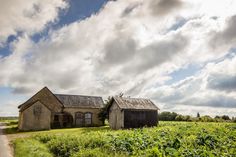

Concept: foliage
[[159, 112, 234, 123], [1, 119, 18, 134], [12, 122, 236, 157], [98, 93, 124, 125], [98, 96, 112, 125], [221, 115, 230, 120], [232, 117, 236, 123], [158, 112, 178, 121]]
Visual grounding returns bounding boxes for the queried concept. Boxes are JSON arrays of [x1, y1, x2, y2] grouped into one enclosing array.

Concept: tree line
[[0, 116, 18, 121], [158, 112, 236, 122]]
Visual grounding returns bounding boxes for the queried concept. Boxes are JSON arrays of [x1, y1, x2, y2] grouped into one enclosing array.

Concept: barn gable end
[[18, 87, 63, 113], [109, 101, 124, 130], [108, 96, 159, 129], [18, 101, 51, 131]]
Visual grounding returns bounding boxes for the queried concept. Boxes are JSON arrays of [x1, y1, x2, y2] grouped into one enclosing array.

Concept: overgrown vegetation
[[14, 139, 53, 157], [12, 122, 236, 157], [0, 119, 18, 134]]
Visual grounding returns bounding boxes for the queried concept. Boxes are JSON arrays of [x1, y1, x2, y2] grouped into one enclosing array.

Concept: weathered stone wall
[[63, 108, 103, 126], [109, 101, 124, 129], [18, 101, 51, 131]]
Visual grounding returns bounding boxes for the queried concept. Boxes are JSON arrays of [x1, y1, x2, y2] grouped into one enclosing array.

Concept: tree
[[175, 115, 184, 121], [98, 96, 112, 125], [200, 115, 214, 122], [197, 112, 200, 118], [221, 115, 230, 121], [158, 112, 178, 121], [232, 117, 236, 123], [185, 115, 191, 121]]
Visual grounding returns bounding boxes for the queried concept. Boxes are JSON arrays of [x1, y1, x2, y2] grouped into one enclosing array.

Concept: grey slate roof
[[55, 94, 104, 108], [113, 96, 159, 110]]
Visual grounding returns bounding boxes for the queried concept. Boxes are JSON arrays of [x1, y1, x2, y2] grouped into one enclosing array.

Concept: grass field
[[5, 122, 236, 157]]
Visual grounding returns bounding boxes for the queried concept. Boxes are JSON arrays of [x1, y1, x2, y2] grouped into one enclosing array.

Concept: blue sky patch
[[0, 35, 18, 57], [166, 64, 201, 85], [1, 0, 108, 57], [0, 87, 27, 104], [56, 0, 107, 28], [168, 18, 187, 32]]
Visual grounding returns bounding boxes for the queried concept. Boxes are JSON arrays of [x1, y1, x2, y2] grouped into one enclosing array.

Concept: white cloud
[[0, 0, 68, 46], [0, 0, 236, 116], [145, 55, 236, 116]]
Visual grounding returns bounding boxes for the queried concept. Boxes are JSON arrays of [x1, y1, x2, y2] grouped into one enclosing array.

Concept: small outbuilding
[[18, 87, 104, 131], [108, 96, 159, 130]]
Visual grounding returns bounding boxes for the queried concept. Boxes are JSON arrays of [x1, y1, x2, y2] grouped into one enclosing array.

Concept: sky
[[0, 0, 236, 117]]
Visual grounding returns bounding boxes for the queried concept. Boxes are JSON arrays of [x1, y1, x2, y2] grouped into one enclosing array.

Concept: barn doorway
[[124, 110, 158, 128]]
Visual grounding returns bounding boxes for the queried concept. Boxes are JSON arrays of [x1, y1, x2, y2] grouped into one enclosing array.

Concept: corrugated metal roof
[[113, 96, 159, 110], [55, 94, 104, 108]]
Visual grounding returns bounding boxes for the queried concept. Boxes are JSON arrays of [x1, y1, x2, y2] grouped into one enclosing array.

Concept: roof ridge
[[54, 93, 102, 98], [112, 96, 159, 110], [114, 96, 151, 101]]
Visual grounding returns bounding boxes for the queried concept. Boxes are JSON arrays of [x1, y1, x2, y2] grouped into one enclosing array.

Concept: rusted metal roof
[[112, 96, 159, 110], [55, 94, 104, 108]]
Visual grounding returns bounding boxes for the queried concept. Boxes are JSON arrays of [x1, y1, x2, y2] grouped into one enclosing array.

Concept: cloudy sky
[[0, 0, 236, 117]]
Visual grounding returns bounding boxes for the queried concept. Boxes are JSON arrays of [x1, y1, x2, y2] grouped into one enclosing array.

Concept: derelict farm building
[[108, 96, 159, 129], [18, 87, 104, 131]]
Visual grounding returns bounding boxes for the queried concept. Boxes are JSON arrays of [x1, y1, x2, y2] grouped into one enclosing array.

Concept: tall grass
[[14, 139, 53, 157]]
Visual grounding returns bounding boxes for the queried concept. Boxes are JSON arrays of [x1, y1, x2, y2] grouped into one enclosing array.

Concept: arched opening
[[75, 112, 84, 127], [84, 112, 92, 126]]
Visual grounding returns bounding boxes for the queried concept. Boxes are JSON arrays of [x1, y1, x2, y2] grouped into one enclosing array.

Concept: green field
[[7, 122, 236, 157]]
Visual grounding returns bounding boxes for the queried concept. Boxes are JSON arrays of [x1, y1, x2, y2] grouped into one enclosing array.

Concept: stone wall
[[63, 108, 103, 126], [18, 101, 51, 131]]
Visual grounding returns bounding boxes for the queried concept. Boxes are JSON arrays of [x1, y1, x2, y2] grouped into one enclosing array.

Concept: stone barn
[[18, 87, 104, 131], [108, 96, 159, 130]]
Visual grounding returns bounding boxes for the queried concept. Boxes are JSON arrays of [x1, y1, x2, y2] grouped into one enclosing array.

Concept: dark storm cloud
[[149, 0, 183, 16], [211, 15, 236, 48], [207, 74, 236, 92]]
